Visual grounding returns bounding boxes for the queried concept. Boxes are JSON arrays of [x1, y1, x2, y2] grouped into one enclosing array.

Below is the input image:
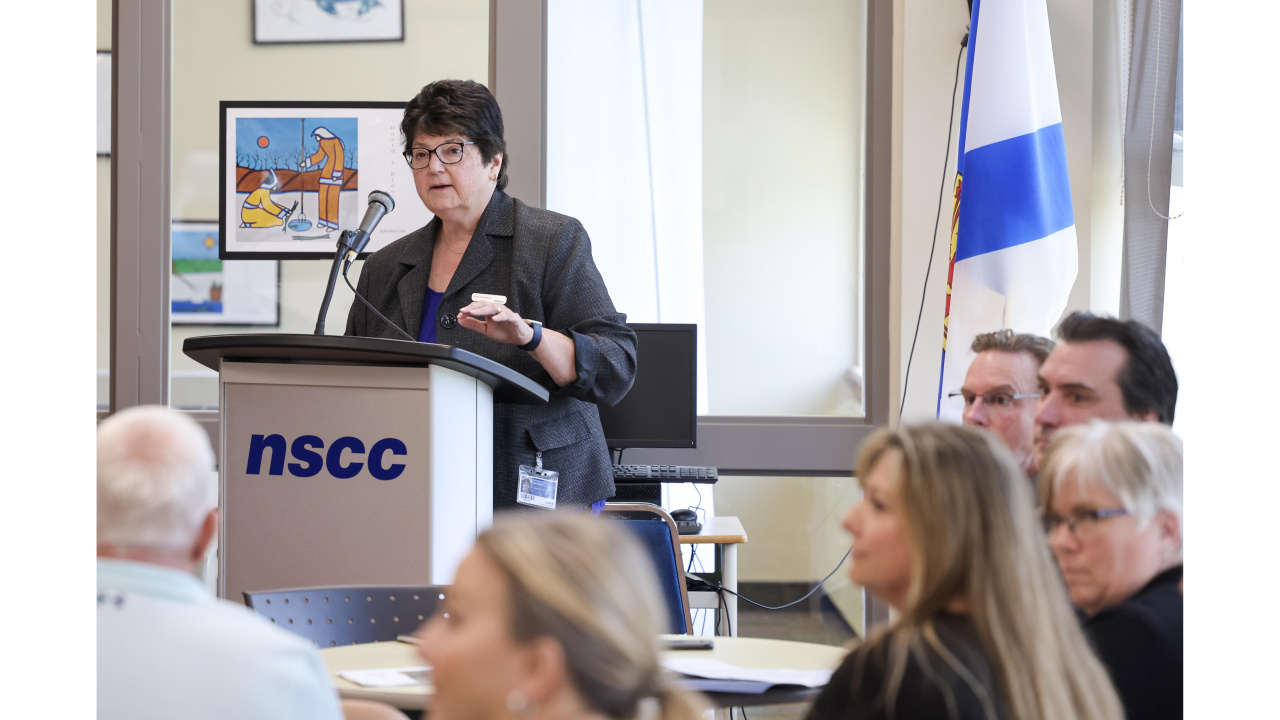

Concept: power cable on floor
[[717, 549, 851, 612]]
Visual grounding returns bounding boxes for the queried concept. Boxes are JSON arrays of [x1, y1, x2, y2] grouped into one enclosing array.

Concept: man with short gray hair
[[949, 329, 1055, 475], [97, 405, 342, 720]]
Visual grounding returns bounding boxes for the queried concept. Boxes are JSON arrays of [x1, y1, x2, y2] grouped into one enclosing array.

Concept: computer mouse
[[670, 508, 698, 522]]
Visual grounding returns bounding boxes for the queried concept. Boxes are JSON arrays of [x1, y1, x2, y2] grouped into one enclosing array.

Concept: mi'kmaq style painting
[[234, 116, 361, 246], [221, 101, 432, 259]]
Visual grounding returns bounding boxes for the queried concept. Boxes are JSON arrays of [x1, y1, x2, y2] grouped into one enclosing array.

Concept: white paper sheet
[[660, 658, 834, 688], [337, 666, 432, 688]]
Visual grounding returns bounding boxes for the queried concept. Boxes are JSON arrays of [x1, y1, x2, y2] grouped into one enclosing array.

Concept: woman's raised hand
[[457, 301, 535, 346]]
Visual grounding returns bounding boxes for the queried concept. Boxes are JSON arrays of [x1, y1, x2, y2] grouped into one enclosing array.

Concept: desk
[[681, 516, 747, 636], [320, 637, 847, 710]]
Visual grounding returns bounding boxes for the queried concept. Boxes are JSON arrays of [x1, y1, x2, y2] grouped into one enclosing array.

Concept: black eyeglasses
[[947, 390, 1040, 413], [1041, 508, 1130, 538], [404, 141, 476, 169]]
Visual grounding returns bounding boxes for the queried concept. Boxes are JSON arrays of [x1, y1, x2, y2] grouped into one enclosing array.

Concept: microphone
[[341, 190, 395, 269], [315, 190, 396, 336]]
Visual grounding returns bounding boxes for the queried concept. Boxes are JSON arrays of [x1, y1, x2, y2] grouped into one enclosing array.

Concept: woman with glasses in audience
[[346, 79, 636, 512], [1039, 420, 1183, 720], [415, 512, 705, 720], [807, 424, 1122, 720]]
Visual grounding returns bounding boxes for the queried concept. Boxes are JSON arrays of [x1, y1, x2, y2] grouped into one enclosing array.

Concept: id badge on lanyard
[[517, 452, 559, 509]]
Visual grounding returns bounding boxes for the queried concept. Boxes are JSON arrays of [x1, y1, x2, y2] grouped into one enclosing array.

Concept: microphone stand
[[314, 230, 358, 335]]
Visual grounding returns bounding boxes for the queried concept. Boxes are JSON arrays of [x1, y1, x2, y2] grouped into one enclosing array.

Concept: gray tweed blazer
[[345, 190, 637, 509]]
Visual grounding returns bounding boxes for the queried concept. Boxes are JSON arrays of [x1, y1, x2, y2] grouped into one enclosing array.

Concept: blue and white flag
[[937, 0, 1077, 420]]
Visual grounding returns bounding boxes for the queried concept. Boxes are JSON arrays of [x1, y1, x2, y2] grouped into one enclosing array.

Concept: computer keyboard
[[612, 464, 719, 483]]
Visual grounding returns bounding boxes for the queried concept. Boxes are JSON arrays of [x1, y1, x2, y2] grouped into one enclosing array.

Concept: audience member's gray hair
[[98, 405, 217, 550], [1039, 420, 1183, 529], [970, 329, 1055, 365]]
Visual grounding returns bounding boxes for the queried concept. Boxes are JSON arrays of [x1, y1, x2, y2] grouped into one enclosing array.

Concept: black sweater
[[806, 613, 1008, 720], [1083, 564, 1183, 720]]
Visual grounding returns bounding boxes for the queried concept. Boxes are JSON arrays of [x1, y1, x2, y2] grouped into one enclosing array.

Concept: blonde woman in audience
[[1040, 420, 1183, 720], [415, 513, 705, 720], [807, 424, 1123, 720]]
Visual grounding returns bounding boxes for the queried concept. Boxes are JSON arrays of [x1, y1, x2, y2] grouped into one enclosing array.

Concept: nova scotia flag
[[938, 0, 1077, 420]]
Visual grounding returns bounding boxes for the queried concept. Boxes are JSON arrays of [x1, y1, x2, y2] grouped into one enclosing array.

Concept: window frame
[[488, 0, 892, 477]]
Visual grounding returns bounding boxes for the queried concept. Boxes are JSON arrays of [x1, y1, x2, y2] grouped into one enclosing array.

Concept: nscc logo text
[[245, 434, 407, 480]]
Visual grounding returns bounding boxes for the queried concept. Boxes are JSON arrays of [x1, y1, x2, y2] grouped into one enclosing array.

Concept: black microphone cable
[[342, 263, 415, 342], [713, 548, 852, 612], [900, 35, 968, 420]]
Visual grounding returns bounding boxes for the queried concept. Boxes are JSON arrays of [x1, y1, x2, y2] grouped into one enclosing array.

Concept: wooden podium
[[184, 334, 548, 603]]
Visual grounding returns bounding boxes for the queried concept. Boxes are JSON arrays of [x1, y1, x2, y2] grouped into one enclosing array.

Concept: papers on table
[[661, 657, 834, 695], [337, 666, 432, 688]]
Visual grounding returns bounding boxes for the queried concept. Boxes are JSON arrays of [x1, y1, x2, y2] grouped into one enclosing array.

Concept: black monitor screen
[[598, 323, 697, 449]]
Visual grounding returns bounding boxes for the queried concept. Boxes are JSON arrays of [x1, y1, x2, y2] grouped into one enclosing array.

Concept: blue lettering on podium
[[288, 435, 325, 477], [246, 434, 286, 475], [368, 438, 408, 481], [244, 434, 407, 480], [326, 437, 366, 479]]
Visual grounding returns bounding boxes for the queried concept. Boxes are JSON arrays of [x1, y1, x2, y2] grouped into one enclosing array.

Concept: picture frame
[[172, 220, 281, 326], [252, 0, 405, 45], [97, 51, 111, 156], [219, 101, 432, 260]]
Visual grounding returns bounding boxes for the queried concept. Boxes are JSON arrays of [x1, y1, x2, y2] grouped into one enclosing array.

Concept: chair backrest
[[600, 503, 692, 634], [243, 586, 446, 647]]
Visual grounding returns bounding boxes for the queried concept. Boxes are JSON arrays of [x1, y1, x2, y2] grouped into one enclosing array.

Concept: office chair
[[600, 503, 693, 634], [243, 586, 446, 647]]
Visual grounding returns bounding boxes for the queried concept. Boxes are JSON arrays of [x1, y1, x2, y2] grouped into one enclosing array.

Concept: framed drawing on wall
[[253, 0, 405, 44], [172, 221, 280, 326], [219, 101, 432, 259]]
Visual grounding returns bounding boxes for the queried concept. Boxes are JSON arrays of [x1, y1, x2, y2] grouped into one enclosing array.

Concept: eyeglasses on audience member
[[947, 390, 1040, 413], [1041, 507, 1131, 538]]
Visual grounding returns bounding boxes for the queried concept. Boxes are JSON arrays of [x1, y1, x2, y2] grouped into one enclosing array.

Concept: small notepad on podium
[[661, 657, 833, 694]]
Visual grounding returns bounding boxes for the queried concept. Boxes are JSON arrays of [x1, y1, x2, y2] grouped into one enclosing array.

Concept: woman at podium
[[346, 79, 637, 512]]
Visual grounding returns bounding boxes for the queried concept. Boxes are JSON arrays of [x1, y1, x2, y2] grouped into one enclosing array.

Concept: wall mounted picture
[[220, 101, 432, 259], [97, 52, 110, 156], [253, 0, 404, 44], [172, 221, 280, 326]]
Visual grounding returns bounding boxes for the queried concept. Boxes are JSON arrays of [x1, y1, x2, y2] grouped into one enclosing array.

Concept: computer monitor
[[598, 323, 697, 449]]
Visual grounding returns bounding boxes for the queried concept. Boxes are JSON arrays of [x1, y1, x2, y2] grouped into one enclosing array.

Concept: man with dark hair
[[1033, 312, 1178, 468], [953, 329, 1055, 475]]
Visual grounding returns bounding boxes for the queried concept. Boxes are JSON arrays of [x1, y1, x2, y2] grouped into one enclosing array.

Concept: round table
[[320, 636, 849, 710]]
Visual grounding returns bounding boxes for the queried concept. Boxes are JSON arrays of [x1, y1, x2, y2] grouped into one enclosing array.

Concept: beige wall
[[1089, 0, 1125, 316], [715, 475, 863, 631], [700, 0, 866, 632], [96, 0, 490, 406], [167, 0, 487, 385], [702, 0, 864, 418]]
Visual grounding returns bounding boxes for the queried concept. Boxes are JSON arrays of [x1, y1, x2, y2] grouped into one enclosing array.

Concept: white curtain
[[547, 3, 713, 608], [546, 0, 708, 413]]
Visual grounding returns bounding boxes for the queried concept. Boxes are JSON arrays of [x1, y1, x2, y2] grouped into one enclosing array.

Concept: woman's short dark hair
[[1056, 312, 1179, 424], [402, 79, 508, 192]]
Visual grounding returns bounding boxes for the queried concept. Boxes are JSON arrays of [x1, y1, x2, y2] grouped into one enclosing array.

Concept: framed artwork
[[97, 51, 110, 156], [253, 0, 405, 44], [172, 221, 281, 326], [219, 101, 431, 260]]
